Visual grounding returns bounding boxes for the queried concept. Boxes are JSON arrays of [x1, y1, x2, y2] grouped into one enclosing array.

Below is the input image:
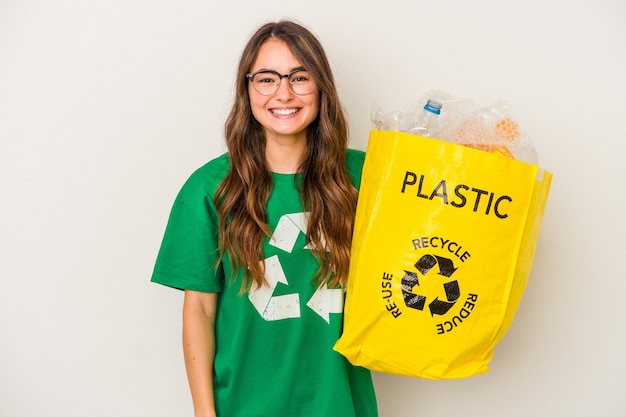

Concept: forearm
[[183, 291, 218, 417]]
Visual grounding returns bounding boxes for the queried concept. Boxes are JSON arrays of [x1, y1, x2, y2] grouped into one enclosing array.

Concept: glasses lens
[[289, 71, 315, 95], [251, 71, 280, 95]]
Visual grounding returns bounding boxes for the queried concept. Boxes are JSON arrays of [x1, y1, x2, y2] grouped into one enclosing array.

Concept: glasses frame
[[245, 68, 315, 96]]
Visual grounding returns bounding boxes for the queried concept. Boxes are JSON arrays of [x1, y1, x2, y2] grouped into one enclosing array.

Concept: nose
[[275, 76, 294, 100]]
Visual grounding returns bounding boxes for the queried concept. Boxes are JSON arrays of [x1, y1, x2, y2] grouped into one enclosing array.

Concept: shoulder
[[346, 148, 366, 167], [346, 148, 366, 188], [189, 152, 231, 182], [176, 153, 230, 202]]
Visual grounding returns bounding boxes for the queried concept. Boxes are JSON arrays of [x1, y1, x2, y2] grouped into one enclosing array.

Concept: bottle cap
[[424, 99, 442, 115]]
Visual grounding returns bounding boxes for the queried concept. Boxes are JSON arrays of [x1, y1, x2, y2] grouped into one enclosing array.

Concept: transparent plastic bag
[[371, 90, 538, 164]]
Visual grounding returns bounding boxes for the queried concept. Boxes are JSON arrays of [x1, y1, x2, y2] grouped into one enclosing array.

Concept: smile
[[271, 108, 300, 115]]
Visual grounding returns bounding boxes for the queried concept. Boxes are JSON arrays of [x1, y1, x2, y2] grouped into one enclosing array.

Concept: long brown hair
[[215, 20, 357, 292]]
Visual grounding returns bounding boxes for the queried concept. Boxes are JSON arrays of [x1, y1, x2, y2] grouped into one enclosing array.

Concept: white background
[[1, 0, 625, 416]]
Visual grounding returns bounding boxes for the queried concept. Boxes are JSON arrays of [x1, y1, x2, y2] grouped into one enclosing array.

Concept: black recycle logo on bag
[[401, 254, 460, 316]]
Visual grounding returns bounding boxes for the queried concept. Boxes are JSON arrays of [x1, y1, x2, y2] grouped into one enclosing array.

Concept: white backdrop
[[1, 0, 625, 416]]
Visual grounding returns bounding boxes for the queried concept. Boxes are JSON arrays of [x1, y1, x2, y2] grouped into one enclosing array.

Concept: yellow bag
[[334, 130, 552, 379]]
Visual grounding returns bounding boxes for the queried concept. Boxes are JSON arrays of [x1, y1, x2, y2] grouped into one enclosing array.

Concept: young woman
[[152, 20, 378, 417]]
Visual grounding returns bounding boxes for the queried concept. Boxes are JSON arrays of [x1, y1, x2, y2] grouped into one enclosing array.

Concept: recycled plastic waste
[[409, 98, 443, 138], [334, 90, 552, 379], [371, 90, 539, 164]]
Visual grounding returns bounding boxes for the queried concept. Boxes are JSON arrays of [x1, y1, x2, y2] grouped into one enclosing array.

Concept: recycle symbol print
[[401, 254, 460, 316], [248, 212, 343, 323]]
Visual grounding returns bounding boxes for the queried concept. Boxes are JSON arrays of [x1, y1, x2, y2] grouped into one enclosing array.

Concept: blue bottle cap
[[424, 99, 442, 115]]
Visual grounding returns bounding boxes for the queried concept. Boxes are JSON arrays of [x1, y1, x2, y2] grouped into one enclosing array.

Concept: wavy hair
[[215, 20, 357, 292]]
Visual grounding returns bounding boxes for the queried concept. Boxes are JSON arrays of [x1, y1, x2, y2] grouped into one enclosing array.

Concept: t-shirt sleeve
[[151, 175, 224, 293]]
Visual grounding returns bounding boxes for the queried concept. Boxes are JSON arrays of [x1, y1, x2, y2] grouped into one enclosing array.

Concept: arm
[[183, 290, 219, 417]]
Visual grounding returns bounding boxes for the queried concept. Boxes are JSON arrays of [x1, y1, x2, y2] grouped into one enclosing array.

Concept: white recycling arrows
[[270, 212, 325, 252], [306, 285, 344, 324], [269, 212, 308, 252], [247, 212, 342, 323], [248, 255, 301, 321]]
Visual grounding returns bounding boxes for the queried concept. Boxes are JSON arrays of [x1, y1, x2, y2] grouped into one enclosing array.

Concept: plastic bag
[[334, 129, 552, 379]]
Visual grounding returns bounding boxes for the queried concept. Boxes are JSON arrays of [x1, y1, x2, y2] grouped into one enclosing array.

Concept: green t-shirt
[[151, 150, 378, 417]]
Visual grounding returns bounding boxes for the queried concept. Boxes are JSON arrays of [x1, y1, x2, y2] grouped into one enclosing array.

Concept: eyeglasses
[[246, 68, 316, 96]]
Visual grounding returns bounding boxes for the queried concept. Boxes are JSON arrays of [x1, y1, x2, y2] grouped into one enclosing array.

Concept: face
[[248, 39, 320, 145]]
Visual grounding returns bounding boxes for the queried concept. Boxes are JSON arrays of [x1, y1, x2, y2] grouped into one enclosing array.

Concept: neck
[[265, 134, 307, 174]]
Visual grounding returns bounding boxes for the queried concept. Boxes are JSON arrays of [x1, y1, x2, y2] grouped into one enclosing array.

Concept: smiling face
[[248, 39, 320, 147]]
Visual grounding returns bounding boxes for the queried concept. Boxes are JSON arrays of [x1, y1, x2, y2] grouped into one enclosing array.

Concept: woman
[[152, 20, 378, 417]]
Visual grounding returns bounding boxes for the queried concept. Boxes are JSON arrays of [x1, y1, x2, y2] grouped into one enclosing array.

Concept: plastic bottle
[[409, 98, 443, 138]]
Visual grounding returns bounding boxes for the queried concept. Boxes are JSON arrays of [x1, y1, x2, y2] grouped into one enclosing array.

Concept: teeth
[[272, 108, 298, 115]]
